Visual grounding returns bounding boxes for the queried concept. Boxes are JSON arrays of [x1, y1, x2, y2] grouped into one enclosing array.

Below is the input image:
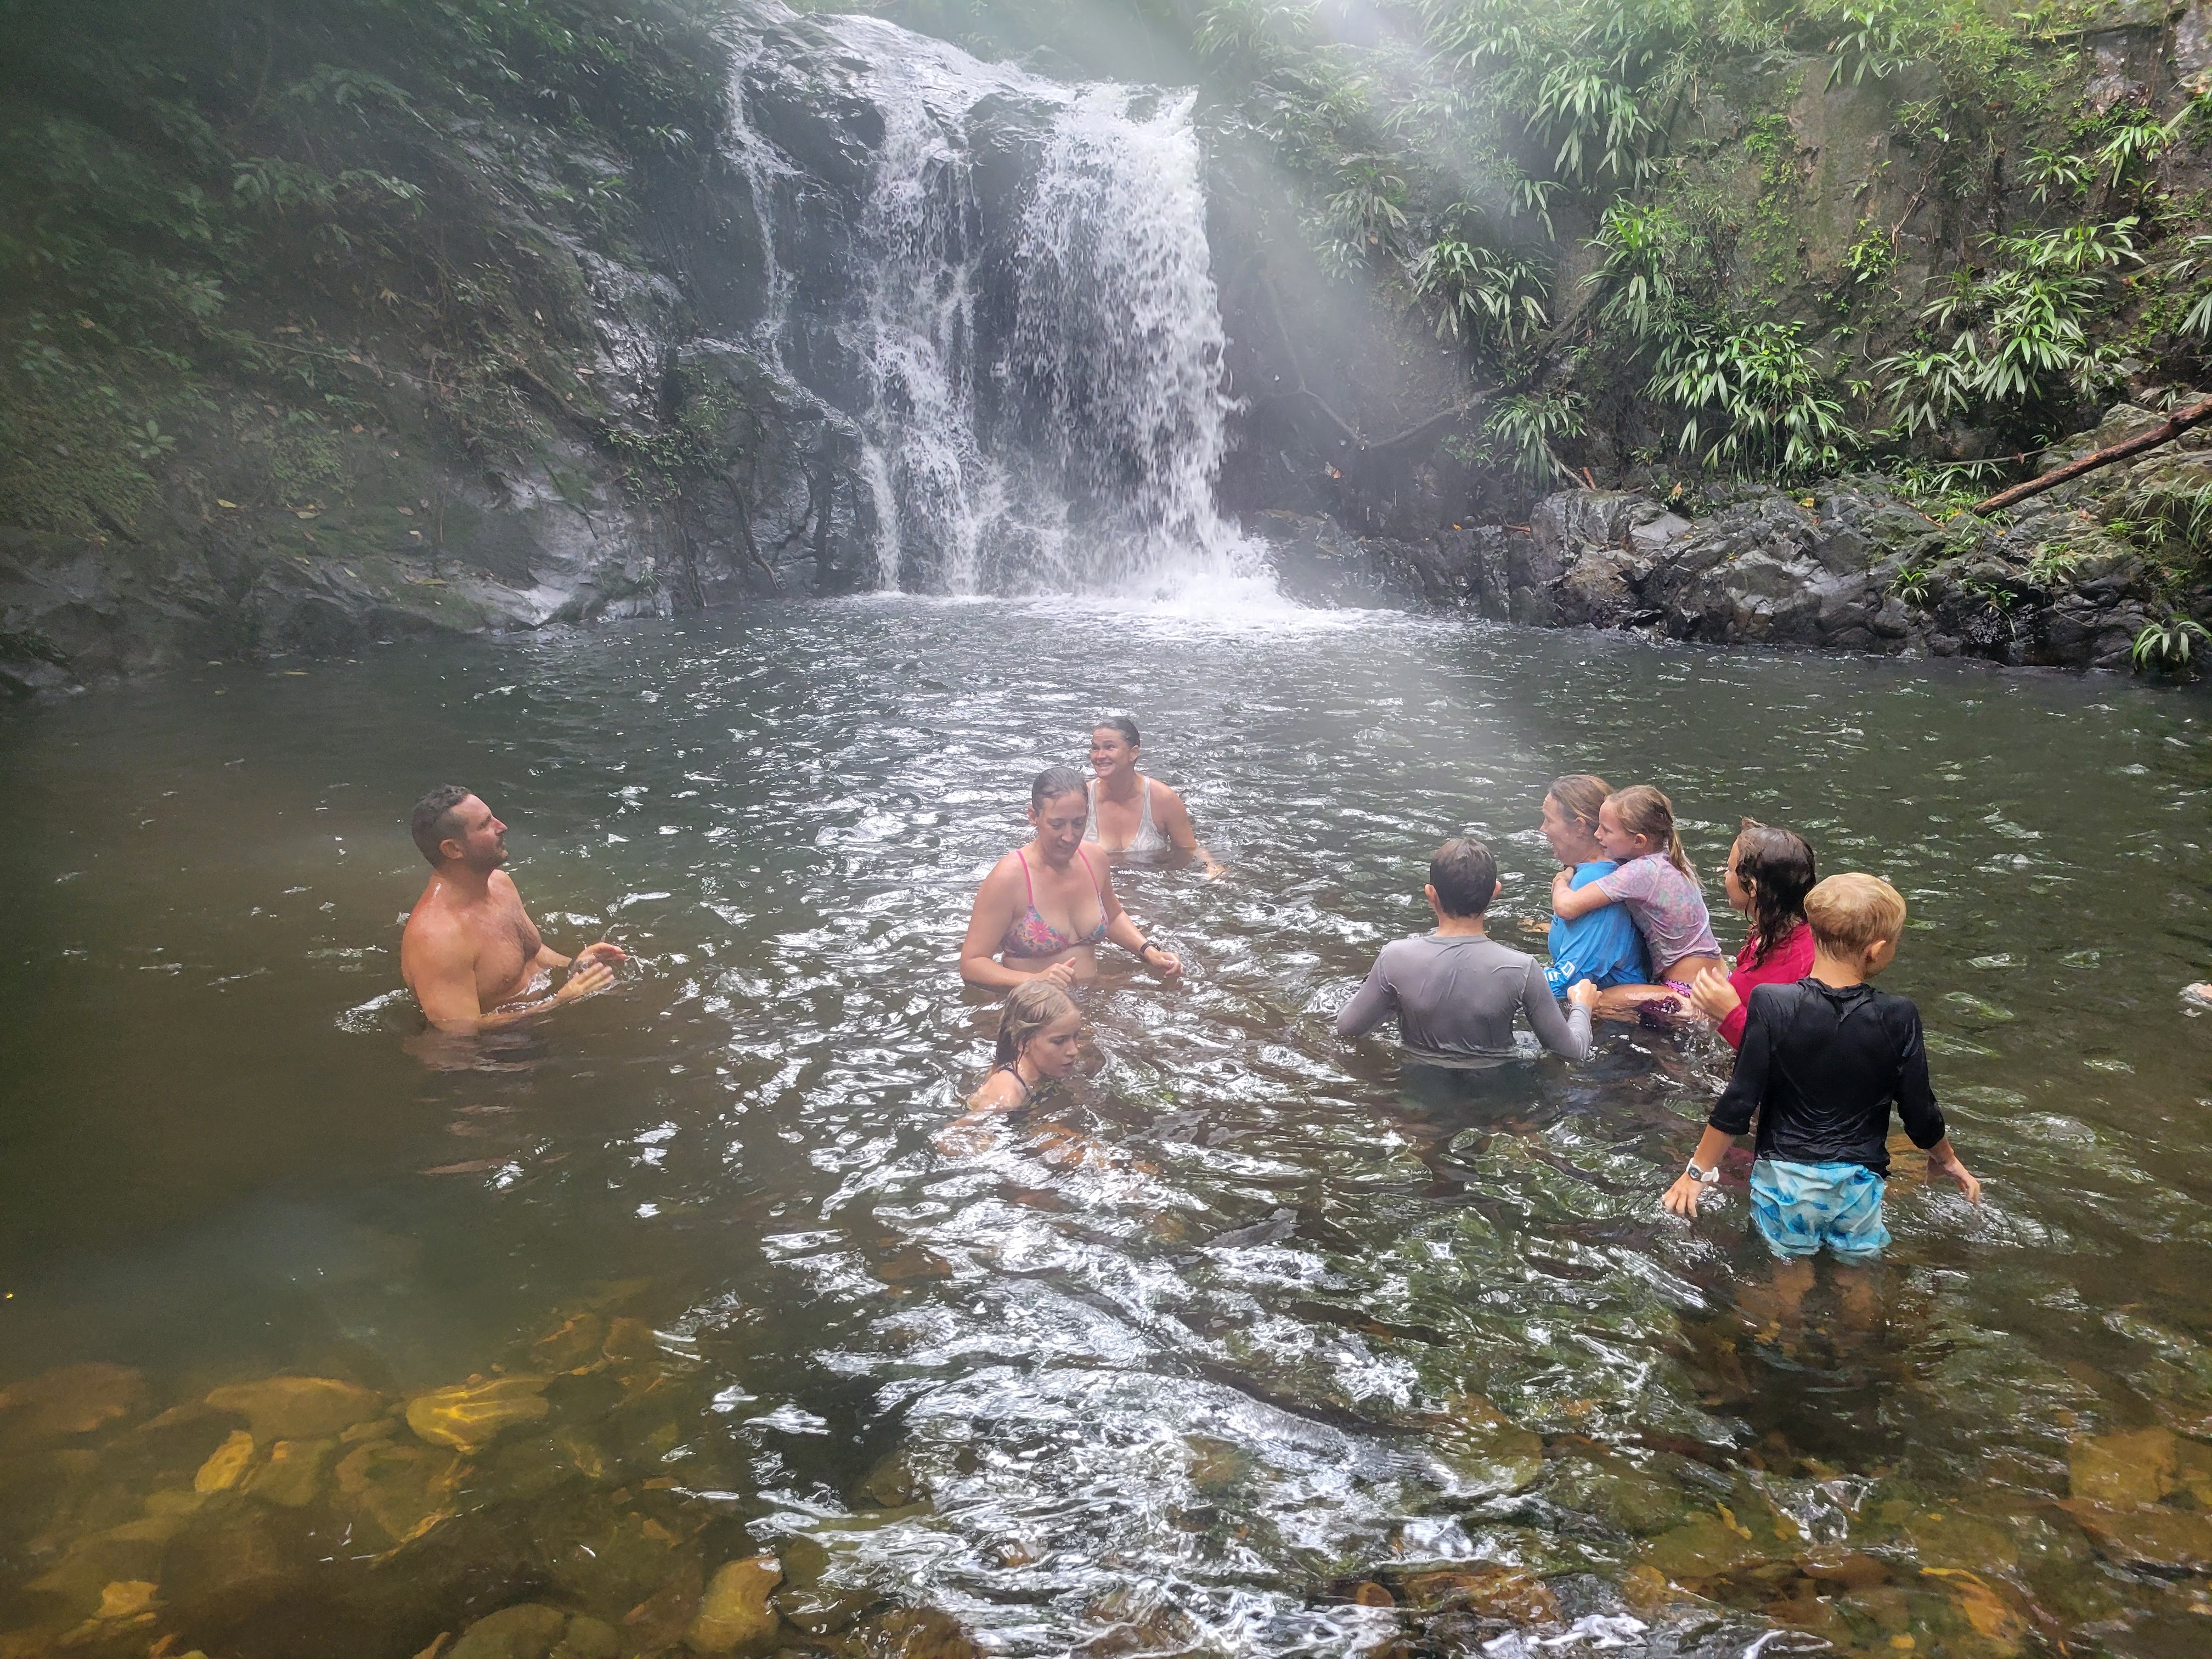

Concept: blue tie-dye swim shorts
[[1748, 1158, 1891, 1258]]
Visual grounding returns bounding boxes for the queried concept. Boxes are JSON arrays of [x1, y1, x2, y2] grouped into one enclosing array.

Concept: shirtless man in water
[[399, 785, 625, 1032]]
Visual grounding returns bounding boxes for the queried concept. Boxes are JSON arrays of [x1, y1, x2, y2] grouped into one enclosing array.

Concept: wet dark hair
[[1429, 836, 1499, 918], [1092, 714, 1140, 748], [410, 783, 474, 865], [1734, 820, 1817, 966], [1030, 764, 1088, 811]]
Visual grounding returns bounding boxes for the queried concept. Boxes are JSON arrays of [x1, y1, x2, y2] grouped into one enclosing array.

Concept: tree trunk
[[1972, 396, 2212, 516]]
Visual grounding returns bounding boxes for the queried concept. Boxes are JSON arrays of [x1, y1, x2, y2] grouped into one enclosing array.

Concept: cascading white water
[[728, 12, 1266, 600], [1008, 85, 1249, 590]]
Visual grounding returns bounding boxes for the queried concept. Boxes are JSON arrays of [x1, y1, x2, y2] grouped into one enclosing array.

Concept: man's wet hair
[[411, 784, 475, 866], [1429, 836, 1499, 918]]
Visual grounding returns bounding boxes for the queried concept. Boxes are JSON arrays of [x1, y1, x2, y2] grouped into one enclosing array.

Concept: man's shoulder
[[401, 892, 471, 948], [1388, 933, 1527, 963]]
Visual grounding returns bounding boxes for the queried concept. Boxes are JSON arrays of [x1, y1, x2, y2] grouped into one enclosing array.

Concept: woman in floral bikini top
[[958, 765, 1184, 990]]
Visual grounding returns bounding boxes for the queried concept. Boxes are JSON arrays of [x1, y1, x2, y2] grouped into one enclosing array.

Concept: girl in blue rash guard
[[1539, 775, 1651, 997]]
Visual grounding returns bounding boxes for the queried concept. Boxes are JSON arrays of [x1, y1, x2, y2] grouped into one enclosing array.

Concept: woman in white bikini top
[[1084, 716, 1221, 875]]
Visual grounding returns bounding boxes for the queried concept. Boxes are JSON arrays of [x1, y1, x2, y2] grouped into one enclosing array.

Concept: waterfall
[[726, 11, 1264, 600]]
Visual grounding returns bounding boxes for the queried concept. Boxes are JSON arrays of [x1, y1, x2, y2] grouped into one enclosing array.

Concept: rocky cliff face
[[2, 0, 1278, 693], [1258, 395, 2212, 673]]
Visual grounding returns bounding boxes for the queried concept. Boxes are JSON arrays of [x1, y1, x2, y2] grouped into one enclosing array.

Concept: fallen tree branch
[[1971, 394, 2212, 516]]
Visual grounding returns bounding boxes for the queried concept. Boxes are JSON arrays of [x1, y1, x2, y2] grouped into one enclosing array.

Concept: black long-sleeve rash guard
[[1709, 978, 1949, 1175]]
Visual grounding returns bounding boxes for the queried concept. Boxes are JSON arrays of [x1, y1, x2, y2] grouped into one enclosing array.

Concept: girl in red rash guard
[[1690, 822, 1818, 1049]]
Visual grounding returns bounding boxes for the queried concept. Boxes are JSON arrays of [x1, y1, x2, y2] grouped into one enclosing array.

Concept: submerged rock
[[532, 1312, 608, 1372], [0, 1362, 145, 1441], [241, 1436, 339, 1508], [686, 1555, 783, 1654], [194, 1429, 256, 1493], [1396, 1565, 1561, 1624], [406, 1376, 551, 1453], [1425, 1395, 1545, 1496], [448, 1603, 570, 1659], [551, 1615, 622, 1659], [860, 1605, 985, 1659], [2069, 1425, 2179, 1508], [333, 1436, 460, 1547], [203, 1376, 383, 1441]]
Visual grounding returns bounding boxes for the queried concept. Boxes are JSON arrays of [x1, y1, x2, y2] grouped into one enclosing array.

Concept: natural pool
[[2, 598, 2210, 1659]]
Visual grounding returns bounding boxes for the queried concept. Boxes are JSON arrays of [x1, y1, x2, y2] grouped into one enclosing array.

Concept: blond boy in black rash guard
[[1662, 873, 1980, 1255]]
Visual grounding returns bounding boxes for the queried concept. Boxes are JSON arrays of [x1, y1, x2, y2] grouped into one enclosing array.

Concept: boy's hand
[[1566, 979, 1600, 1012], [1929, 1146, 1982, 1205], [1687, 964, 1740, 1023], [1661, 1172, 1707, 1218]]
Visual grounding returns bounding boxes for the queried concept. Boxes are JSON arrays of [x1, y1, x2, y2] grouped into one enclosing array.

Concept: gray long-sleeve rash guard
[[1335, 933, 1594, 1066]]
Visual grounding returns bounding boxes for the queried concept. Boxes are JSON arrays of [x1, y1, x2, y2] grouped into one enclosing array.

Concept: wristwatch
[[1684, 1159, 1720, 1186]]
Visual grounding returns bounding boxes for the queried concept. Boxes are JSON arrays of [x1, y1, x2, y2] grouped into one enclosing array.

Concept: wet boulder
[[406, 1376, 552, 1454], [686, 1554, 783, 1654], [202, 1376, 383, 1442], [448, 1603, 571, 1659]]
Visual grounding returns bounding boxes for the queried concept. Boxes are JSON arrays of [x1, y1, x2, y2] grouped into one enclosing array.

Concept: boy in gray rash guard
[[1338, 837, 1602, 1065]]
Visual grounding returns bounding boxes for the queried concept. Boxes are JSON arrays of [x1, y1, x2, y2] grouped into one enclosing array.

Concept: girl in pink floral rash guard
[[1550, 785, 1725, 1020]]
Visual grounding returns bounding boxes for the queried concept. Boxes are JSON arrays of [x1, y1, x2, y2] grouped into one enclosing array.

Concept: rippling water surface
[[3, 599, 2211, 1658]]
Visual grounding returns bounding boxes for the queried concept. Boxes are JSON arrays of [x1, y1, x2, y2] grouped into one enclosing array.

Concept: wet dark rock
[[1255, 469, 2188, 673]]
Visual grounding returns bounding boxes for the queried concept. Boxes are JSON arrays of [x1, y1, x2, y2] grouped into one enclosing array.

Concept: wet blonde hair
[[995, 978, 1079, 1066], [1606, 785, 1697, 882], [1803, 873, 1906, 954]]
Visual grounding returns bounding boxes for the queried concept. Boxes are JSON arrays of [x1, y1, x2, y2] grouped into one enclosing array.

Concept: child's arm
[[1662, 1122, 1739, 1217], [1663, 992, 1769, 1216], [1550, 867, 1617, 921], [1897, 1009, 1982, 1203], [1922, 1138, 1981, 1203]]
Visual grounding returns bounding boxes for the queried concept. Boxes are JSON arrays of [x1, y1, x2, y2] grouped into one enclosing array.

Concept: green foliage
[[1874, 221, 2137, 443], [1843, 221, 1896, 286], [1409, 236, 1550, 351], [1482, 387, 1584, 481], [2131, 616, 2211, 674], [1826, 1, 1910, 89], [1585, 200, 1680, 342], [1891, 562, 1933, 607], [1647, 319, 1853, 479]]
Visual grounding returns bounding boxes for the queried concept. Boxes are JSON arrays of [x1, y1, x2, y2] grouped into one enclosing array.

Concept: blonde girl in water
[[1550, 784, 1726, 1020], [967, 979, 1083, 1110], [1086, 716, 1222, 877]]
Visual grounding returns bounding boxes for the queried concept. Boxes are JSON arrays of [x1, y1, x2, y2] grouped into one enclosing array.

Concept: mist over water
[[4, 603, 2210, 1656]]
